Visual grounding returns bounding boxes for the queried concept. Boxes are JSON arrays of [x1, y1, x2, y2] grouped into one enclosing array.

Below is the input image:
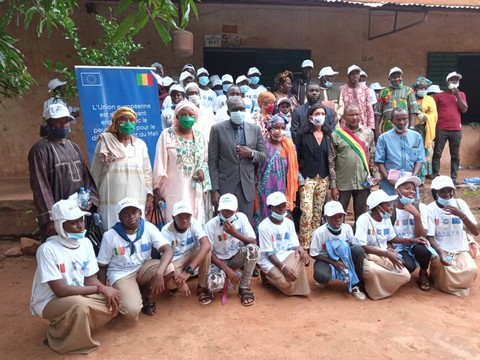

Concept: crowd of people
[[29, 60, 478, 354]]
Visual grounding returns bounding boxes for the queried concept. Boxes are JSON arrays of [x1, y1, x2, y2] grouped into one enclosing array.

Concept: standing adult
[[208, 97, 267, 223], [91, 107, 154, 231], [29, 104, 99, 241], [375, 107, 425, 195], [273, 70, 299, 109], [196, 67, 216, 112], [318, 66, 341, 119], [338, 65, 374, 129], [251, 90, 276, 139], [359, 70, 378, 107], [292, 59, 314, 105], [212, 74, 233, 114], [374, 67, 419, 139], [236, 75, 255, 114], [295, 103, 336, 249], [331, 103, 379, 222], [431, 72, 468, 185], [185, 82, 215, 138], [246, 66, 267, 113], [161, 84, 185, 130]]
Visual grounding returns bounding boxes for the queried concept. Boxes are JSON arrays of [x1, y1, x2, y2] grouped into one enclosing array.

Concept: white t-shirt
[[97, 221, 169, 285], [212, 94, 227, 113], [205, 213, 256, 259], [310, 224, 355, 258], [354, 212, 396, 249], [199, 88, 216, 112], [31, 237, 98, 317], [162, 96, 172, 111], [392, 203, 428, 247], [427, 199, 477, 253], [257, 217, 299, 273], [368, 88, 377, 106], [246, 85, 267, 113], [161, 219, 207, 261]]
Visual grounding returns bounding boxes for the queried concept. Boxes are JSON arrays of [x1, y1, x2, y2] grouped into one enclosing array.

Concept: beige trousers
[[267, 252, 311, 296], [430, 252, 478, 296], [362, 257, 411, 300], [167, 248, 211, 289]]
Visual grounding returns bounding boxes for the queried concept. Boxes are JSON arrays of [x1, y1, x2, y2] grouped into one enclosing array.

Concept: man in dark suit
[[208, 97, 266, 223]]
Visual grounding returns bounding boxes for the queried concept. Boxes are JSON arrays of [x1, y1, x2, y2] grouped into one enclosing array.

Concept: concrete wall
[[1, 2, 480, 177]]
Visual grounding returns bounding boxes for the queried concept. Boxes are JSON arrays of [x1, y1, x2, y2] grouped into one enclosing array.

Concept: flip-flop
[[418, 272, 432, 291]]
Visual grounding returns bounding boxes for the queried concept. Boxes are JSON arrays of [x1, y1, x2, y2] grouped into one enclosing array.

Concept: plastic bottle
[[157, 200, 167, 210], [77, 187, 90, 209]]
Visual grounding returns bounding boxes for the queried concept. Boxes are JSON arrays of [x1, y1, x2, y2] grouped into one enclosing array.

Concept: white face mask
[[188, 95, 200, 106], [358, 81, 367, 87], [448, 82, 459, 90], [310, 116, 325, 126]]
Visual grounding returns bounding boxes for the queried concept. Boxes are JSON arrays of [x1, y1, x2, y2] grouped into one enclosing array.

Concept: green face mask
[[118, 121, 135, 135], [179, 115, 195, 130]]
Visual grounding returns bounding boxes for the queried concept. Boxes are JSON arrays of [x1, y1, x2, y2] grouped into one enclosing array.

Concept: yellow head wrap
[[106, 106, 138, 133]]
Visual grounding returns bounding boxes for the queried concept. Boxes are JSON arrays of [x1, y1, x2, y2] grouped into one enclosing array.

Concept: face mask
[[448, 82, 459, 90], [271, 211, 287, 221], [118, 121, 135, 135], [437, 197, 455, 207], [310, 116, 325, 126], [240, 85, 249, 94], [399, 195, 415, 206], [324, 80, 333, 88], [416, 90, 428, 97], [379, 207, 392, 220], [250, 76, 260, 85], [66, 230, 87, 240], [48, 126, 71, 139], [230, 111, 246, 125], [219, 214, 238, 224], [392, 123, 406, 133], [327, 223, 343, 232], [179, 115, 195, 129], [198, 76, 209, 86], [265, 104, 275, 114], [214, 89, 223, 96], [223, 84, 231, 92], [358, 81, 366, 87], [188, 95, 200, 106]]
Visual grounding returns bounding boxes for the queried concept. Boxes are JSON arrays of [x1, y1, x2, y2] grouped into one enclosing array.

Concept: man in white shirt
[[196, 67, 217, 111], [31, 199, 120, 354], [97, 198, 174, 320], [205, 193, 258, 306], [246, 66, 267, 113], [213, 74, 234, 114], [161, 201, 213, 305]]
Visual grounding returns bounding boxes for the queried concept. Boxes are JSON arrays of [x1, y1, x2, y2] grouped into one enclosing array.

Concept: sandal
[[197, 287, 212, 306], [169, 288, 180, 296], [238, 287, 255, 306], [141, 297, 157, 316], [418, 271, 431, 291]]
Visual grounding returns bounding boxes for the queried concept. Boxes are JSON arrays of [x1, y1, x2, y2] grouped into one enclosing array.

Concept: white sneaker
[[351, 286, 366, 300], [315, 281, 327, 289]]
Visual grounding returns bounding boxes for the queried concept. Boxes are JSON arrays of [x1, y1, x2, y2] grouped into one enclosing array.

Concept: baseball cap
[[277, 97, 292, 106], [347, 65, 362, 75], [446, 71, 462, 81], [360, 70, 368, 77], [431, 175, 455, 190], [117, 197, 142, 215], [388, 66, 403, 77], [162, 76, 174, 87], [301, 60, 314, 68], [210, 75, 221, 83], [366, 190, 397, 210], [48, 78, 67, 92], [179, 71, 194, 82], [266, 192, 287, 207], [369, 82, 385, 91], [318, 66, 339, 78], [212, 78, 222, 88], [51, 199, 90, 222], [151, 62, 163, 70], [426, 84, 442, 94], [169, 84, 185, 95], [222, 74, 234, 83], [43, 104, 75, 121], [323, 201, 347, 217], [247, 67, 262, 76], [235, 75, 251, 84], [196, 67, 209, 77], [182, 63, 195, 72], [172, 201, 193, 217], [218, 193, 238, 211], [184, 82, 199, 93], [395, 176, 421, 189]]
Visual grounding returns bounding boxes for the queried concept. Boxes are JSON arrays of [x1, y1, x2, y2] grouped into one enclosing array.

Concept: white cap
[[369, 82, 385, 91], [51, 199, 90, 221], [318, 66, 339, 78], [222, 74, 234, 83], [360, 70, 368, 77], [266, 192, 287, 206], [117, 197, 142, 215], [196, 67, 209, 77], [277, 97, 292, 106], [395, 176, 421, 189], [427, 84, 442, 94], [162, 76, 174, 87], [172, 201, 193, 217], [301, 59, 314, 68], [446, 71, 462, 81], [179, 71, 194, 82], [347, 65, 362, 75], [431, 175, 455, 190], [151, 62, 163, 70], [185, 82, 199, 93], [247, 67, 262, 76], [210, 75, 221, 83], [218, 193, 238, 211], [235, 75, 251, 85], [388, 66, 403, 77], [212, 78, 222, 87], [48, 78, 67, 92], [43, 103, 75, 121], [182, 63, 195, 72], [169, 84, 185, 95], [323, 201, 347, 217], [366, 190, 397, 210]]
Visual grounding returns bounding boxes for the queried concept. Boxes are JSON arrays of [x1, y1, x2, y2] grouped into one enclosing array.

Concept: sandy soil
[[1, 242, 480, 360]]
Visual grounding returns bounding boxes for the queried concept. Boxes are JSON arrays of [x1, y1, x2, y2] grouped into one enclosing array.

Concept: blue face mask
[[249, 76, 260, 85], [223, 84, 231, 92], [219, 213, 238, 224], [66, 230, 87, 240], [324, 80, 333, 88], [437, 197, 455, 207], [271, 211, 287, 221], [240, 85, 250, 94], [198, 76, 209, 86], [327, 223, 343, 232], [214, 89, 223, 96], [379, 207, 392, 220], [399, 196, 415, 206], [48, 126, 71, 139], [230, 111, 246, 125], [416, 90, 427, 97]]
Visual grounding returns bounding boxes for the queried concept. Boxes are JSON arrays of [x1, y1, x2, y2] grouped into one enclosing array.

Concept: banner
[[75, 66, 161, 166]]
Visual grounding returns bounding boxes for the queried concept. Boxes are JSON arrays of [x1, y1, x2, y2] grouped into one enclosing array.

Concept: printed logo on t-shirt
[[435, 219, 440, 225], [172, 239, 178, 248], [409, 219, 414, 225], [383, 229, 390, 235], [395, 220, 400, 226], [57, 263, 66, 273], [140, 243, 152, 252], [276, 233, 283, 241], [376, 230, 382, 235], [443, 218, 449, 225], [186, 236, 194, 245], [284, 232, 290, 240], [452, 217, 461, 224], [71, 260, 89, 271], [114, 247, 126, 256], [218, 233, 228, 242]]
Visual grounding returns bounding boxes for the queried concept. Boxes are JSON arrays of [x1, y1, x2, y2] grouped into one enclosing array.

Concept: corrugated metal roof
[[319, 0, 480, 9]]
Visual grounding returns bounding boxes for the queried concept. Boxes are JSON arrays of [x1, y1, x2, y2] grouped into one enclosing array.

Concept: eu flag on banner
[[81, 72, 102, 86]]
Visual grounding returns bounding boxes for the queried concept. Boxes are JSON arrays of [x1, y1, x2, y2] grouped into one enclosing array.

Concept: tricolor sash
[[335, 126, 370, 174]]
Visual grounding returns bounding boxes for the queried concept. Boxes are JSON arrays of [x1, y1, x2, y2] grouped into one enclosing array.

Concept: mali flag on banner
[[136, 73, 154, 86]]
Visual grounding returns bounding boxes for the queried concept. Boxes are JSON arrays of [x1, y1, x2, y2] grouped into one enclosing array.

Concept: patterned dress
[[414, 95, 438, 183]]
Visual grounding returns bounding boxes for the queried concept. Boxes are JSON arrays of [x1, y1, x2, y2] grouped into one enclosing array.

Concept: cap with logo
[[266, 192, 287, 207], [52, 199, 91, 222], [172, 201, 193, 217], [323, 201, 347, 217], [218, 193, 239, 211], [43, 104, 75, 122]]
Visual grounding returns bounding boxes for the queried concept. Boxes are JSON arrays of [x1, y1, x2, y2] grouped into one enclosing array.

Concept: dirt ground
[[1, 240, 480, 360]]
